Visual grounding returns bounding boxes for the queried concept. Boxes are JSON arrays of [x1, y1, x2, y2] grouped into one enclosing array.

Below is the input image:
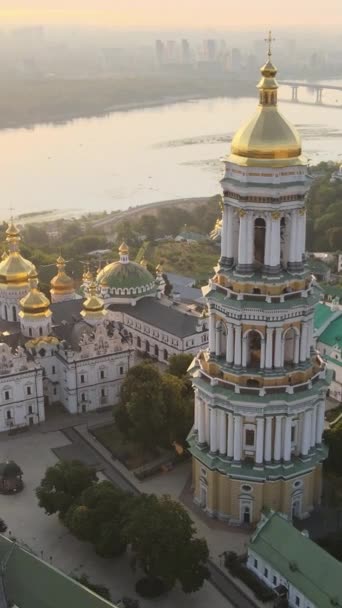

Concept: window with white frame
[[26, 386, 32, 396], [244, 425, 256, 449], [3, 388, 11, 401]]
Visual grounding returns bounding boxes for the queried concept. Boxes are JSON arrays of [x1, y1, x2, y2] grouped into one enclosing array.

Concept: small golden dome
[[5, 222, 20, 238], [0, 253, 36, 286], [50, 256, 74, 294], [82, 282, 104, 313], [0, 222, 36, 286], [119, 242, 129, 255], [19, 273, 50, 315], [230, 52, 303, 166]]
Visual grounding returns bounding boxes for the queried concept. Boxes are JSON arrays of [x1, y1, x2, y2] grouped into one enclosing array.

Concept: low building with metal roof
[[0, 534, 118, 608], [247, 510, 342, 608]]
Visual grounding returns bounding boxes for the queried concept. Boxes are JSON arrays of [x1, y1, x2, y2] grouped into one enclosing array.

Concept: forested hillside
[[306, 162, 342, 252]]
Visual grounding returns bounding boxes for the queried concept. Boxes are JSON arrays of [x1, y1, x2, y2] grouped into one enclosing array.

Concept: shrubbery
[[224, 552, 275, 602]]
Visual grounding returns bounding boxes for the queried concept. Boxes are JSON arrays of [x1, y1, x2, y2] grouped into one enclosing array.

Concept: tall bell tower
[[188, 36, 329, 525]]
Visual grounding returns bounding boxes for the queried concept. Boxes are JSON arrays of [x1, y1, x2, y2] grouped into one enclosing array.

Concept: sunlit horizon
[[1, 1, 342, 29]]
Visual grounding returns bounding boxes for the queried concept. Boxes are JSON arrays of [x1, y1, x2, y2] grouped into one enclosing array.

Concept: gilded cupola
[[0, 221, 36, 286], [19, 270, 51, 317], [50, 256, 75, 300], [230, 32, 303, 167], [81, 282, 107, 324]]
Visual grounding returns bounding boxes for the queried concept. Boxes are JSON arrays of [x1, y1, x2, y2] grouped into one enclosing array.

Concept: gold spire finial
[[265, 30, 275, 59]]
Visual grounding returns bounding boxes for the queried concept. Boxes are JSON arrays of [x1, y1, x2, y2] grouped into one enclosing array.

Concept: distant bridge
[[279, 81, 342, 105]]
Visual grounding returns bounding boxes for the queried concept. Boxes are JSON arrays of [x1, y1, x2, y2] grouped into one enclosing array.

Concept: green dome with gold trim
[[96, 243, 155, 299]]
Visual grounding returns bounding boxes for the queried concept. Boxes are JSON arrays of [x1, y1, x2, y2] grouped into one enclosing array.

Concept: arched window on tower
[[246, 330, 262, 369], [254, 218, 266, 267], [12, 306, 17, 322], [4, 305, 8, 321], [284, 327, 299, 366]]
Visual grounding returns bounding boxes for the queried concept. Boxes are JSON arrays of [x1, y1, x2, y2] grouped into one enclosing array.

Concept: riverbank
[[0, 76, 255, 131], [8, 196, 212, 226]]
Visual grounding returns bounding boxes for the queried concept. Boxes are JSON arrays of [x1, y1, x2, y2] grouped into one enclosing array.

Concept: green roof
[[313, 303, 338, 331], [97, 260, 155, 293], [0, 535, 117, 608], [320, 315, 342, 349], [249, 511, 342, 608]]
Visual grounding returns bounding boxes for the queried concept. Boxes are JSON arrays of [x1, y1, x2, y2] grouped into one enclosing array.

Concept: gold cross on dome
[[265, 30, 275, 58]]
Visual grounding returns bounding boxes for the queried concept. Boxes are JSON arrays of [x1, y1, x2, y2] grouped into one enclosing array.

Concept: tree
[[168, 353, 193, 378], [138, 215, 158, 241], [117, 362, 193, 449], [161, 374, 193, 446], [125, 494, 209, 595], [36, 460, 97, 519], [117, 363, 167, 449], [324, 427, 342, 476], [65, 481, 129, 557], [0, 518, 7, 533]]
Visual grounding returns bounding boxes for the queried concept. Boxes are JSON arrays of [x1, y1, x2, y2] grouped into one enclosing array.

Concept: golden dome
[[230, 53, 303, 167], [0, 223, 36, 286], [19, 271, 51, 316], [81, 282, 107, 319], [50, 256, 74, 295], [5, 222, 20, 238], [119, 242, 129, 255]]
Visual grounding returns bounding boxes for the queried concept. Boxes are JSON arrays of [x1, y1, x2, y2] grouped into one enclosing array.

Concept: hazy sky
[[1, 0, 342, 29]]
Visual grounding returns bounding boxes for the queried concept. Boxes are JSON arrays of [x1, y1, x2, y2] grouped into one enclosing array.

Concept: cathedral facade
[[188, 50, 329, 524], [0, 228, 208, 432]]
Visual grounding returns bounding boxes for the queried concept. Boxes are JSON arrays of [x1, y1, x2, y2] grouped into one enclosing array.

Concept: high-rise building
[[155, 39, 165, 65], [188, 48, 329, 525], [181, 39, 191, 64], [205, 39, 217, 62]]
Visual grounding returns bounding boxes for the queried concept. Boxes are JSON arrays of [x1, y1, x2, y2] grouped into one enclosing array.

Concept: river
[[1, 84, 342, 221]]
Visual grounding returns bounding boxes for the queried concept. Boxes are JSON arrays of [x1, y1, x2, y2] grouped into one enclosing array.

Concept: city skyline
[[1, 0, 342, 28]]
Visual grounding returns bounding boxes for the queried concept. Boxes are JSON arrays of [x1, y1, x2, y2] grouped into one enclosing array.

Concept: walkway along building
[[188, 45, 330, 524]]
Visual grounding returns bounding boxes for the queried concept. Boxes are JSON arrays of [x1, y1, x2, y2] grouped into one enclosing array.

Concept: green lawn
[[91, 423, 159, 470], [151, 240, 219, 279]]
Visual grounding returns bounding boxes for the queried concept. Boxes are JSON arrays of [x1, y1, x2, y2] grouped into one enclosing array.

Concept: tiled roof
[[319, 315, 342, 349], [0, 534, 118, 608], [313, 303, 338, 331], [249, 511, 342, 608]]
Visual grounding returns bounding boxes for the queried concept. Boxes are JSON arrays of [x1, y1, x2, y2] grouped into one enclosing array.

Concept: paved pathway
[[64, 424, 260, 608]]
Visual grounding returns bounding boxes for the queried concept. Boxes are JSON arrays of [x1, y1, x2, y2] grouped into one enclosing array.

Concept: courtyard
[[0, 422, 245, 608]]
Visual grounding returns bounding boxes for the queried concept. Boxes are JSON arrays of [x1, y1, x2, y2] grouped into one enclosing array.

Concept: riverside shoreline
[[5, 196, 213, 226]]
